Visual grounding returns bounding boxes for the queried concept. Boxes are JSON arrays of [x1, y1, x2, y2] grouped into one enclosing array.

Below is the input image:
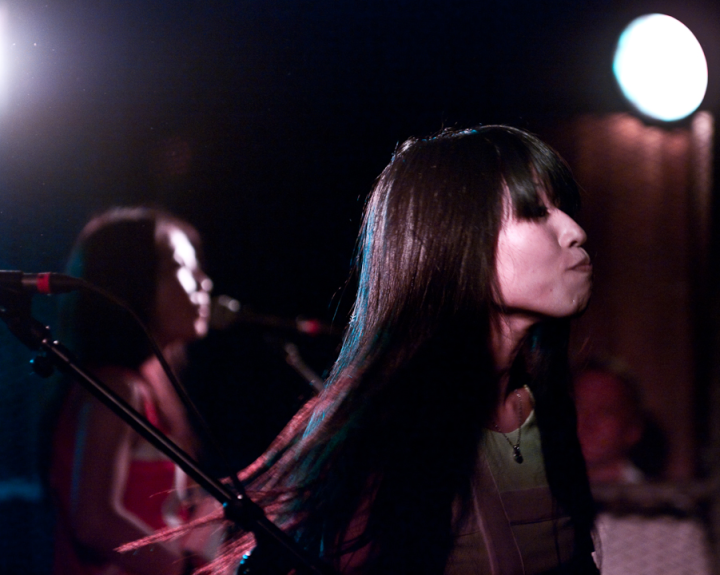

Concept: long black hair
[[205, 126, 595, 574]]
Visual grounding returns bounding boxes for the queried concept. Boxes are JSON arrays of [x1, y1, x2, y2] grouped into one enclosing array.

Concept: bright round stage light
[[613, 14, 708, 122]]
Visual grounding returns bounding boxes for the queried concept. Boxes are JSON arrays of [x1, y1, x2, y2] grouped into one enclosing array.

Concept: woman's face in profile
[[494, 192, 592, 322], [152, 224, 212, 345]]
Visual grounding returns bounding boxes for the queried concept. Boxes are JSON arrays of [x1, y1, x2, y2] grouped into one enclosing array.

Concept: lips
[[570, 252, 592, 272], [198, 303, 211, 319]]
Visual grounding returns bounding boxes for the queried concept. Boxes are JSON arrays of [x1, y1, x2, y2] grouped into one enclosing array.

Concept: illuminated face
[[495, 194, 592, 323], [152, 225, 212, 346]]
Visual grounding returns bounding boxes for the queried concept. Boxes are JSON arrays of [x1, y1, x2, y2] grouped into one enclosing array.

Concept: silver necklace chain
[[492, 388, 524, 464]]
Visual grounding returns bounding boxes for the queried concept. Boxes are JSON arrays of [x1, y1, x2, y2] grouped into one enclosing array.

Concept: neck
[[491, 312, 536, 397]]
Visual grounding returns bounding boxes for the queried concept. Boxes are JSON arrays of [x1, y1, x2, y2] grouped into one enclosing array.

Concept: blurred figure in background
[[574, 357, 711, 575], [575, 357, 662, 484], [47, 207, 218, 575]]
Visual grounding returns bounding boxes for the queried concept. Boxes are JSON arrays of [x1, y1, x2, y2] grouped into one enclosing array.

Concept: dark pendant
[[513, 446, 524, 464]]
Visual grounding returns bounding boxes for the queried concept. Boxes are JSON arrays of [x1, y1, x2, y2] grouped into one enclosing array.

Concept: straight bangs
[[483, 126, 581, 220]]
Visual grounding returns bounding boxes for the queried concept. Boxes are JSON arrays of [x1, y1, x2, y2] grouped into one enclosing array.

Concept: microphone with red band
[[0, 271, 84, 294], [210, 295, 340, 337]]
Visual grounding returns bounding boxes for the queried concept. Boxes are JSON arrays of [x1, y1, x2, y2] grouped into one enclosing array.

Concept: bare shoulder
[[87, 364, 147, 408]]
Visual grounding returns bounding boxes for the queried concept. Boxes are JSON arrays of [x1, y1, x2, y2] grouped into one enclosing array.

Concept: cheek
[[155, 279, 194, 324], [495, 237, 528, 296], [495, 249, 550, 304], [496, 230, 549, 283]]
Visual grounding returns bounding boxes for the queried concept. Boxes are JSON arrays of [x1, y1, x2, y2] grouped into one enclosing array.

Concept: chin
[[193, 319, 209, 339], [569, 300, 591, 318], [545, 297, 591, 319], [567, 288, 592, 318]]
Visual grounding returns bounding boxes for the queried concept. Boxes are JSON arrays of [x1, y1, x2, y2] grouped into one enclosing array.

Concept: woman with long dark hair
[[166, 125, 597, 575], [48, 207, 215, 575]]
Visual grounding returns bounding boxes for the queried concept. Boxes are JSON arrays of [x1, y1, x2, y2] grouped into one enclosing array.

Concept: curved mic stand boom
[[0, 283, 336, 575]]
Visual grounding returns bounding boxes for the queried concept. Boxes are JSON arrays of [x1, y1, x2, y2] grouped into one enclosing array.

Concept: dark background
[[0, 0, 717, 316], [0, 0, 718, 573]]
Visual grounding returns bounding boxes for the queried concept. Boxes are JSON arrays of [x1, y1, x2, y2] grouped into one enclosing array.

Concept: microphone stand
[[0, 288, 335, 575]]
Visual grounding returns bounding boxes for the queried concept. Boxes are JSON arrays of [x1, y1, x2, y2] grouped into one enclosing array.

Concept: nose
[[556, 210, 587, 248]]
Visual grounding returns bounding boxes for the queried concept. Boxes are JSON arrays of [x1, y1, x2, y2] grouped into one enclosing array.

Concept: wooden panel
[[544, 113, 714, 480]]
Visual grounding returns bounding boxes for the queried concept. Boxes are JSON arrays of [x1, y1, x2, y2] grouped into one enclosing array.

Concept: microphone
[[210, 295, 339, 337], [0, 271, 83, 294]]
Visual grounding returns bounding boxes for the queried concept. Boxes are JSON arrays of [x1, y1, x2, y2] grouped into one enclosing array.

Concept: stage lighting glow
[[0, 5, 7, 112], [613, 14, 708, 122]]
